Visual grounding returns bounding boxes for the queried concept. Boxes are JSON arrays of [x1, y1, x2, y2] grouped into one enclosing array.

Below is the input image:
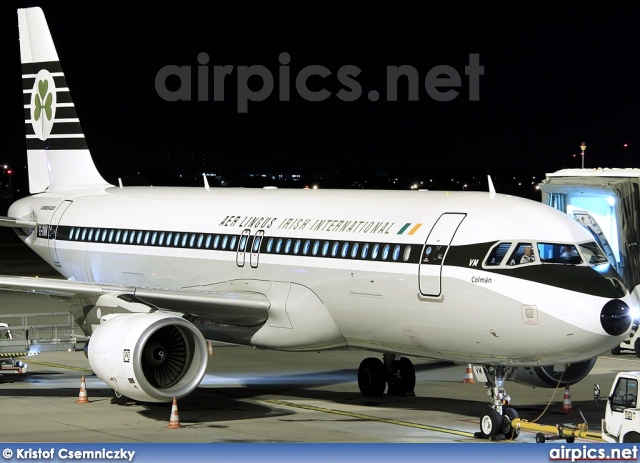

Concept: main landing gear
[[476, 365, 520, 440], [357, 353, 416, 397]]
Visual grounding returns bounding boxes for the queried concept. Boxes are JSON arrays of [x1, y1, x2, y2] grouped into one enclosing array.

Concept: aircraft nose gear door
[[419, 213, 466, 296], [48, 200, 73, 266]]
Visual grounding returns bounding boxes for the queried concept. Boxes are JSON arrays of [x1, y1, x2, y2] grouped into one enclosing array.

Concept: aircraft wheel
[[479, 409, 501, 439], [623, 432, 640, 443], [502, 407, 520, 440], [634, 340, 640, 358], [358, 358, 387, 397], [388, 357, 416, 395], [611, 346, 621, 355]]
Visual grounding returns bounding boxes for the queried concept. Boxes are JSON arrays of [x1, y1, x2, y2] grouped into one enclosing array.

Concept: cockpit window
[[484, 242, 512, 266], [579, 241, 609, 265], [508, 243, 535, 265], [537, 243, 583, 264]]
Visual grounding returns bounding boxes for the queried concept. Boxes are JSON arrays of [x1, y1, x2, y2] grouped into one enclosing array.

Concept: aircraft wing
[[0, 276, 270, 326], [0, 217, 37, 228]]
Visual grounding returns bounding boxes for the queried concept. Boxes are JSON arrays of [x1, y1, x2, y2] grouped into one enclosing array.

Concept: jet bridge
[[539, 168, 640, 298]]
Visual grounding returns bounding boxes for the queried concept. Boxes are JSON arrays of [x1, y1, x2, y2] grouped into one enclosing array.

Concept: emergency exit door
[[418, 213, 466, 296]]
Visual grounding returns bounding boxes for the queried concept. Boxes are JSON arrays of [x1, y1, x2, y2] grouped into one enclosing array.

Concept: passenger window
[[331, 242, 339, 257], [508, 243, 535, 266], [229, 236, 237, 250], [361, 243, 370, 259], [382, 244, 390, 260], [276, 238, 282, 253], [372, 244, 379, 259], [341, 242, 349, 257], [313, 241, 320, 256], [351, 243, 359, 258], [403, 245, 411, 262], [393, 245, 401, 261], [253, 236, 262, 252]]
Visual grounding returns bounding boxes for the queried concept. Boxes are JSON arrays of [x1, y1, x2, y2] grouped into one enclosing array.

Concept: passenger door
[[418, 213, 466, 296]]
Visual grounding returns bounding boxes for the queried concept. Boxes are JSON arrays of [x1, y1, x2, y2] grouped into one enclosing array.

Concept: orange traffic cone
[[462, 364, 475, 383], [167, 397, 184, 428], [560, 385, 574, 413], [76, 375, 90, 404]]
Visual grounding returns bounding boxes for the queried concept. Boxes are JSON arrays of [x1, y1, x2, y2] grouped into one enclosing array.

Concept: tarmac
[[0, 227, 638, 444]]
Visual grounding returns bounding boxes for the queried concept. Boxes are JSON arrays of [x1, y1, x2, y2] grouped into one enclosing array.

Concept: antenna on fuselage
[[487, 175, 496, 197], [203, 173, 210, 192], [118, 178, 123, 189]]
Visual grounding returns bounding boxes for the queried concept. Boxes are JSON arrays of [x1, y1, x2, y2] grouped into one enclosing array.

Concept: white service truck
[[602, 371, 640, 443], [0, 322, 28, 374]]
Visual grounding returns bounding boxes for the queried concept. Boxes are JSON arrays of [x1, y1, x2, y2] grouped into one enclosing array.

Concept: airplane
[[0, 6, 633, 440]]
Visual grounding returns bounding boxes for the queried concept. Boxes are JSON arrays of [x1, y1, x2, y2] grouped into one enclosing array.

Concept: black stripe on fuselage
[[445, 242, 627, 299], [53, 225, 424, 265], [47, 225, 626, 298]]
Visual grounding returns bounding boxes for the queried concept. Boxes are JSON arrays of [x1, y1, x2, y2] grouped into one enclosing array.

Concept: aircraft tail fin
[[18, 7, 112, 193]]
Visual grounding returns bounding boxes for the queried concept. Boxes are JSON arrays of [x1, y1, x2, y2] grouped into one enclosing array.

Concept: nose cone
[[601, 299, 632, 336]]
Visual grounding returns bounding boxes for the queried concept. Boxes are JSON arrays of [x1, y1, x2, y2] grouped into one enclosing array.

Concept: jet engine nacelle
[[87, 312, 208, 403], [514, 358, 597, 388]]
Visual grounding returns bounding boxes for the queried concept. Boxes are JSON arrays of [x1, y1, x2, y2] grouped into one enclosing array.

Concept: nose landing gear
[[476, 365, 520, 440]]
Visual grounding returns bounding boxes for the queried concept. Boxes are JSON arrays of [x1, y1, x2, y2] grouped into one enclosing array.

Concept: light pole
[[580, 141, 587, 169]]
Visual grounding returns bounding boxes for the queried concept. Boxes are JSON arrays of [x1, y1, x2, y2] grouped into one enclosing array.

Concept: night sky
[[1, 2, 640, 190]]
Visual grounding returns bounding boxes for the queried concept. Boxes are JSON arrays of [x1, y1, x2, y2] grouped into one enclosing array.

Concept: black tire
[[388, 357, 416, 395], [623, 432, 640, 443], [479, 409, 502, 439], [634, 340, 640, 358], [358, 357, 387, 397], [502, 407, 520, 440], [611, 345, 622, 355], [536, 432, 546, 443]]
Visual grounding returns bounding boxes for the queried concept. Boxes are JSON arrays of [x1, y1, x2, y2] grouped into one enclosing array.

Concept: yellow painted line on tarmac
[[262, 398, 476, 438], [23, 358, 93, 373]]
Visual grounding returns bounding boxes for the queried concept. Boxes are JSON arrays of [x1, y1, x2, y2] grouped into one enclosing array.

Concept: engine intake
[[515, 358, 597, 388], [87, 312, 208, 402]]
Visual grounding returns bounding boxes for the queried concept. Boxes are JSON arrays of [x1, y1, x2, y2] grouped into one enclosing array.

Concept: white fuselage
[[8, 187, 631, 366]]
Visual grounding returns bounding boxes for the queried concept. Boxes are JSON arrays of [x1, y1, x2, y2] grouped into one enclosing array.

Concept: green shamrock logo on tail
[[30, 69, 57, 140], [34, 79, 53, 122]]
